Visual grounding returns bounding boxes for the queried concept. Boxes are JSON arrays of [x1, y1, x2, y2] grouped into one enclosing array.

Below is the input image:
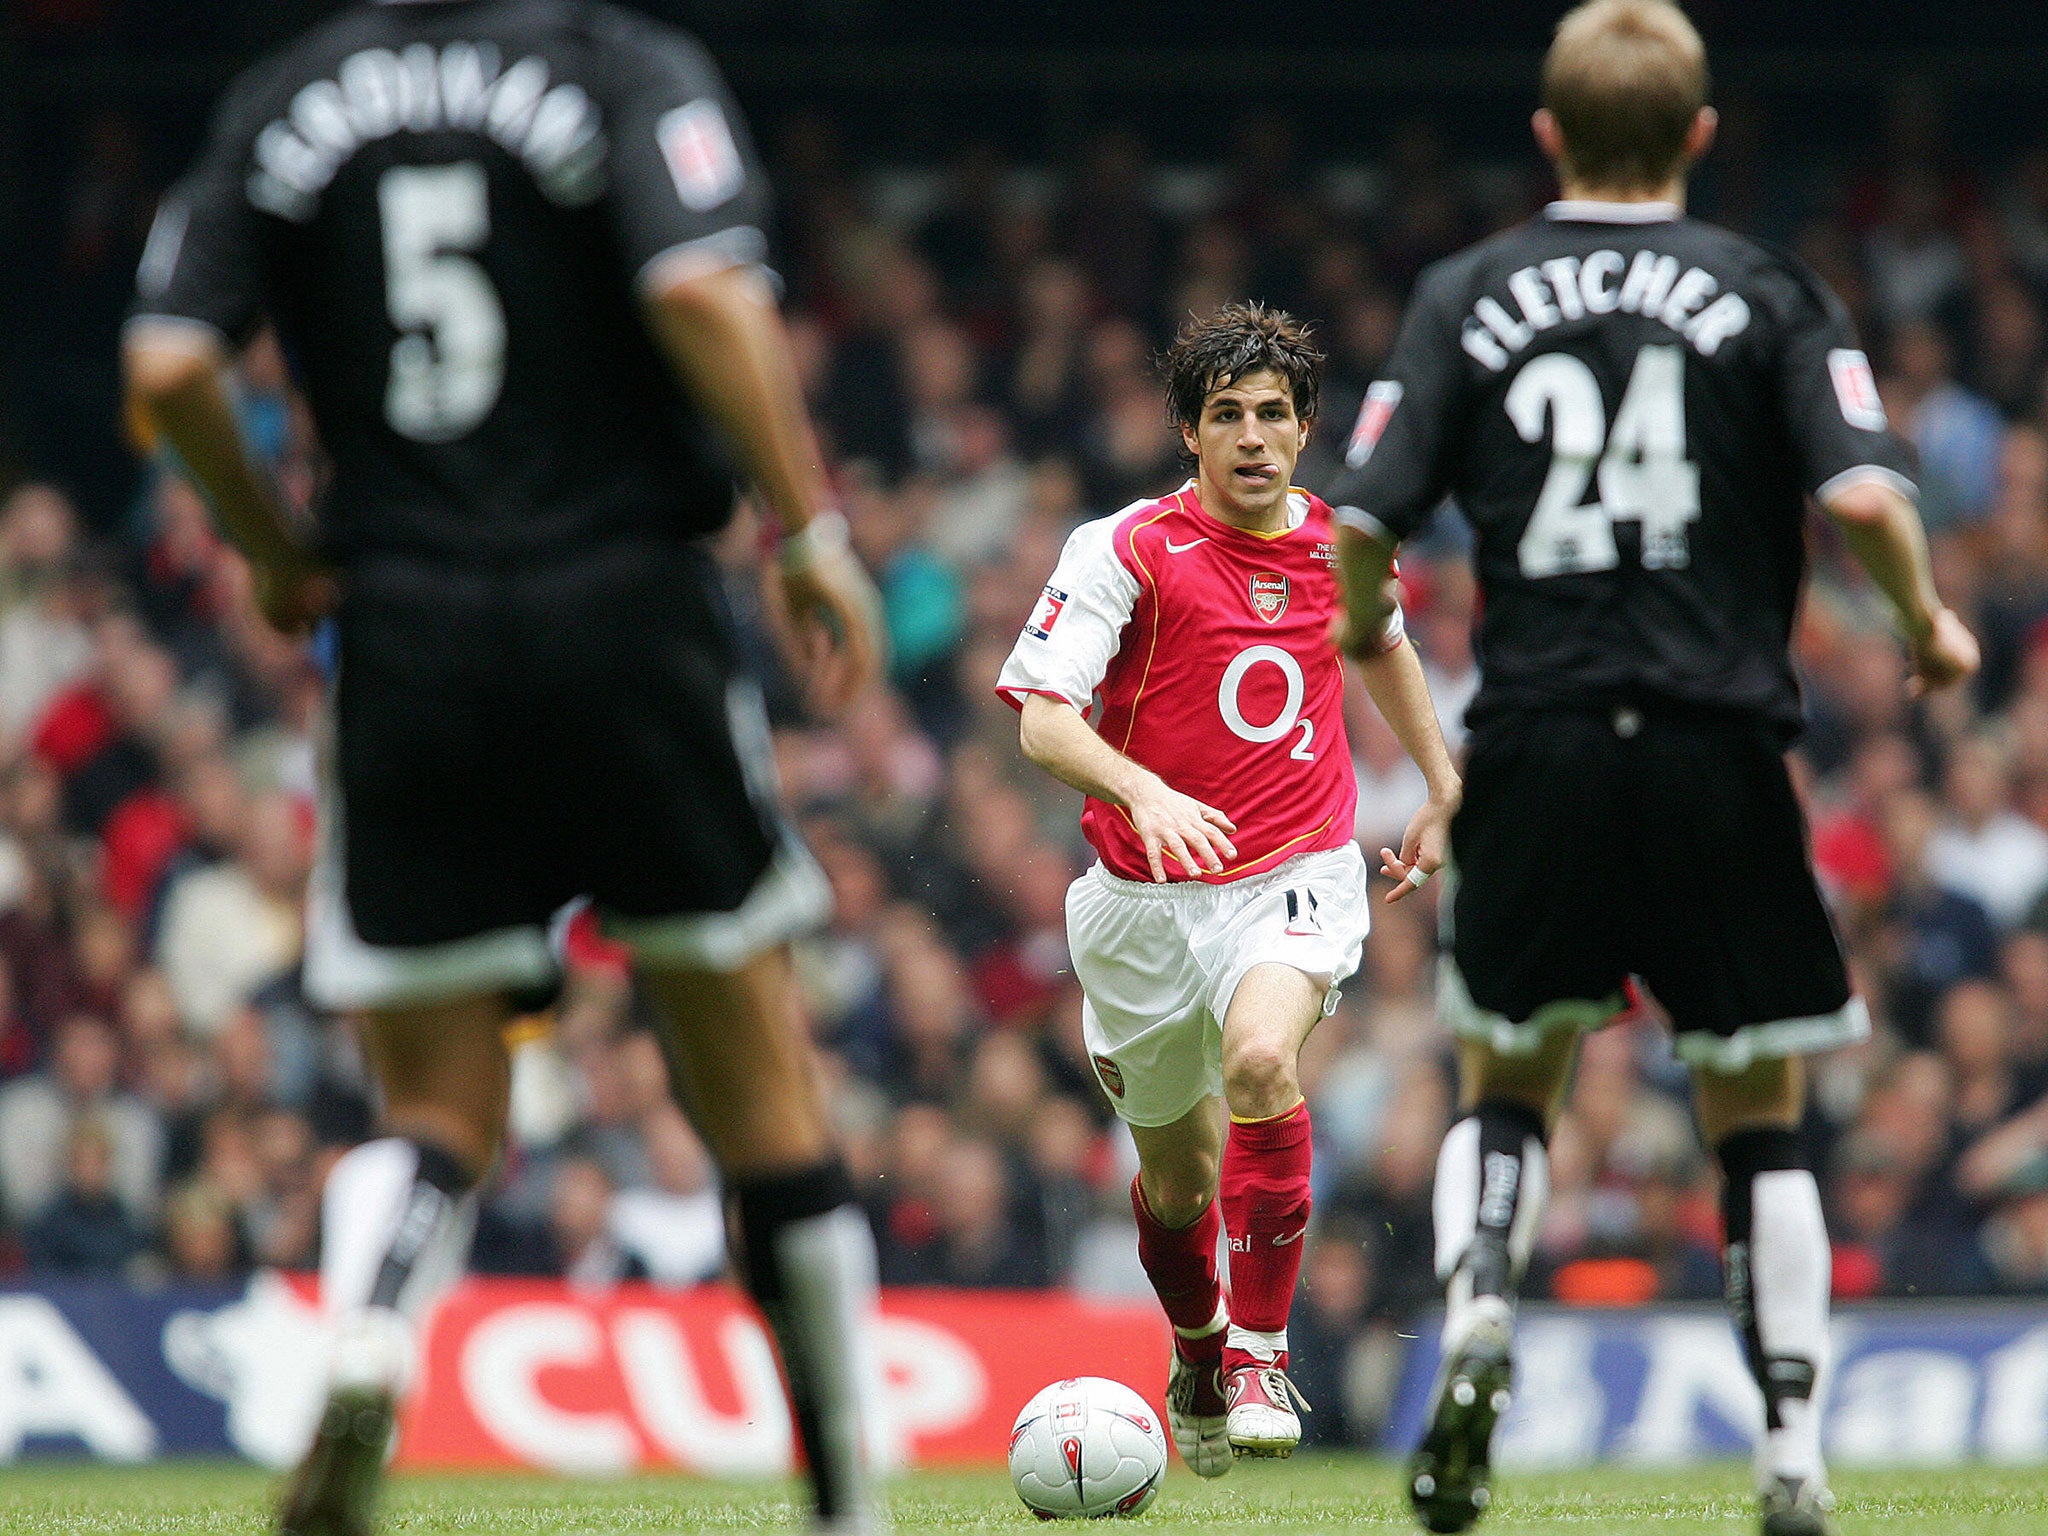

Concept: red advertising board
[[392, 1280, 1169, 1472]]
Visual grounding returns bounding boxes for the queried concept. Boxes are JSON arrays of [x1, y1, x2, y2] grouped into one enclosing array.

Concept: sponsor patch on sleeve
[[1025, 585, 1068, 641], [658, 99, 745, 212], [1345, 380, 1404, 468], [1827, 348, 1887, 432]]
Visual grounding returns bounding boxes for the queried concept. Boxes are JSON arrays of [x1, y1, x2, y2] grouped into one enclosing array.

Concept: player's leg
[[1637, 712, 1860, 1536], [1064, 865, 1233, 1475], [1415, 711, 1629, 1533], [1213, 961, 1323, 1456], [1128, 1101, 1231, 1477], [281, 995, 515, 1536], [1695, 1058, 1836, 1536], [641, 950, 883, 1536]]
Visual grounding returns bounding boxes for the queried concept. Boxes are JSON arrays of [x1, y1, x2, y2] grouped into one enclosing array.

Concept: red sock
[[1220, 1100, 1313, 1361], [1131, 1175, 1224, 1348]]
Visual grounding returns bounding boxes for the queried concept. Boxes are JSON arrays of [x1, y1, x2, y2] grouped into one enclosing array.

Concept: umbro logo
[[1165, 536, 1209, 554]]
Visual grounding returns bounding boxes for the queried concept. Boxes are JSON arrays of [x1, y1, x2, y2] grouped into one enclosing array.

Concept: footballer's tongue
[[1235, 463, 1279, 485]]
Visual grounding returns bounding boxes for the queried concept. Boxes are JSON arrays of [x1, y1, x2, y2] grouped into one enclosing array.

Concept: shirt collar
[[1545, 199, 1682, 224]]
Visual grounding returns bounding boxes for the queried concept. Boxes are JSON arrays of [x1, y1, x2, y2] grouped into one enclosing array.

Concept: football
[[1008, 1376, 1169, 1520]]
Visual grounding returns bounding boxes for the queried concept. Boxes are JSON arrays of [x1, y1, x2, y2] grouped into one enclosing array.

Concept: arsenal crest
[[1092, 1054, 1126, 1098], [1249, 572, 1290, 623]]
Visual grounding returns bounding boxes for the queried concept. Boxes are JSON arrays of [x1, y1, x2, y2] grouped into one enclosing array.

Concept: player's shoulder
[[1053, 498, 1171, 592], [1096, 486, 1196, 568]]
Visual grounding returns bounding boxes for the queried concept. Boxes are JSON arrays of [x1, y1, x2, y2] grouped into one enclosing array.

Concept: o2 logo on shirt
[[1249, 572, 1290, 623], [1827, 348, 1887, 432], [1346, 379, 1404, 468], [1027, 584, 1068, 641]]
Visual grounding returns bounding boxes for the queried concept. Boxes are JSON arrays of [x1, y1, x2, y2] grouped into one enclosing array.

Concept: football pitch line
[[4, 1459, 2048, 1534]]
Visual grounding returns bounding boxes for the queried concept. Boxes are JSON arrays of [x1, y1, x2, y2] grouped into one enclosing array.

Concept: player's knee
[[1144, 1157, 1219, 1227], [1221, 1036, 1298, 1116]]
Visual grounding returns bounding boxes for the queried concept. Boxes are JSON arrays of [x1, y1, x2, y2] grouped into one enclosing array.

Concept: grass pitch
[[4, 1458, 2047, 1534]]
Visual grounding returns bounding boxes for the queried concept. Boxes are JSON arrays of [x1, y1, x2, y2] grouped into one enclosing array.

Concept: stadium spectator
[[0, 1012, 160, 1225], [24, 1116, 145, 1276]]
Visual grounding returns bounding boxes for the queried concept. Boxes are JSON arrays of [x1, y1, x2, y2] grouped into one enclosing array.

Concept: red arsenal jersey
[[998, 483, 1399, 884]]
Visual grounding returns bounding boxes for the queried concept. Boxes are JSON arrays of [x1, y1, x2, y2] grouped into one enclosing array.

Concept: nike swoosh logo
[[1272, 1227, 1308, 1246], [1164, 537, 1209, 554]]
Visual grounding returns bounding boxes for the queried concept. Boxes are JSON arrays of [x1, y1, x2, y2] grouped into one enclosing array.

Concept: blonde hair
[[1543, 0, 1709, 191]]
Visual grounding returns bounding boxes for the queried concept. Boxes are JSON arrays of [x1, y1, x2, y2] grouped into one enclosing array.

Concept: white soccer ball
[[1008, 1376, 1168, 1520]]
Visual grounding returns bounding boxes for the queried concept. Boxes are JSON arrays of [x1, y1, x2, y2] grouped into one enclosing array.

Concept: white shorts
[[1066, 843, 1372, 1128]]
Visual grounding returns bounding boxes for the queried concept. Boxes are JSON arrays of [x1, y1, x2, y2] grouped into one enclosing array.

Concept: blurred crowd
[[12, 83, 2048, 1446]]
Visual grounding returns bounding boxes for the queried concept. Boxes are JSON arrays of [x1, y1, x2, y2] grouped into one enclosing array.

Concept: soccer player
[[999, 304, 1461, 1470], [1326, 4, 1980, 1534], [122, 4, 886, 1533]]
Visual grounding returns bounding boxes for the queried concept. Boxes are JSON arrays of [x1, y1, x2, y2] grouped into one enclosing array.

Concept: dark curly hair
[[1160, 302, 1323, 467]]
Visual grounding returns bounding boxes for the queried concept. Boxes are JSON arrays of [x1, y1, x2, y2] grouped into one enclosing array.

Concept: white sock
[[1751, 1169, 1831, 1488], [319, 1138, 476, 1396], [1225, 1326, 1287, 1363], [1433, 1114, 1548, 1344], [767, 1203, 893, 1499]]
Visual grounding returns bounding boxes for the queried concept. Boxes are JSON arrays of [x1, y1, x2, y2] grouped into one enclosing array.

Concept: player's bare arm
[[1822, 476, 1980, 694], [122, 322, 333, 635], [1018, 693, 1237, 882], [643, 260, 882, 715]]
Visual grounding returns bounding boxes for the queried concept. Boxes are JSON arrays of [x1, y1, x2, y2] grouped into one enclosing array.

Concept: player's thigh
[[1067, 870, 1216, 1128], [1634, 715, 1864, 1071], [1443, 712, 1632, 1050], [638, 947, 832, 1177]]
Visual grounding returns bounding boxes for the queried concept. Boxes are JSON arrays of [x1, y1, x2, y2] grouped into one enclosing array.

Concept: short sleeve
[[598, 22, 773, 294], [1769, 263, 1918, 503], [995, 516, 1142, 714], [1325, 263, 1470, 542], [130, 76, 269, 345]]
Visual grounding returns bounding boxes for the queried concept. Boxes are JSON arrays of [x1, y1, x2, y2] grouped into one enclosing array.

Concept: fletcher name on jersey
[[997, 478, 1377, 884], [1331, 195, 1921, 741]]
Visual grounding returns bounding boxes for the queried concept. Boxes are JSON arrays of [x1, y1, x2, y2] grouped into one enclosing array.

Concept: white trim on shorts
[[1439, 953, 1872, 1068], [301, 670, 830, 1012]]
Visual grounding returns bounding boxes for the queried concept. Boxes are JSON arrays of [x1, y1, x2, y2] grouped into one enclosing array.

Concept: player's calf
[[1217, 1100, 1313, 1457]]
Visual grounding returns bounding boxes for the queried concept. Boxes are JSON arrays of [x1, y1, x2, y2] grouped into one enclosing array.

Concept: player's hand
[[252, 552, 338, 637], [1126, 776, 1237, 883], [1379, 787, 1459, 904], [779, 535, 885, 719], [1907, 607, 1980, 697]]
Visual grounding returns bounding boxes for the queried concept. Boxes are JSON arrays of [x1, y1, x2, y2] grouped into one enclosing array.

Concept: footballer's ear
[[1685, 105, 1719, 164], [1180, 421, 1200, 459], [1532, 108, 1567, 167]]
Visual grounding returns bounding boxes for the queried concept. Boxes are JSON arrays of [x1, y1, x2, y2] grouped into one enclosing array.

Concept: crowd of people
[[9, 87, 2048, 1445]]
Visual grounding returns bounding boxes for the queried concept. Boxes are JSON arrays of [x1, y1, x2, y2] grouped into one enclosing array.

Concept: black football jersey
[[1326, 201, 1916, 739], [132, 0, 771, 566]]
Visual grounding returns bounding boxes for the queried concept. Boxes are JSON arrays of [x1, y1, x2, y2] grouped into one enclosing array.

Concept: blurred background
[[7, 0, 2048, 1454]]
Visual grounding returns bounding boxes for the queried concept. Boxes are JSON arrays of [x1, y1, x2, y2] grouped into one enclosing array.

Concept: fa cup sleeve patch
[[1026, 585, 1068, 641], [1826, 349, 1886, 432]]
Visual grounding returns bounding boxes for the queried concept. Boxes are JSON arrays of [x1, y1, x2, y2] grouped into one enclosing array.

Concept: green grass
[[2, 1459, 2046, 1534]]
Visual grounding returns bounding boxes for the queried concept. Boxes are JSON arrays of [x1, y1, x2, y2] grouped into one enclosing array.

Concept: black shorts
[[303, 539, 824, 1009], [1444, 704, 1865, 1068]]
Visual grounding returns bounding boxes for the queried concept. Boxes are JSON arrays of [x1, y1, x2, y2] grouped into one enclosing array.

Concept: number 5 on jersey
[[1510, 343, 1700, 578], [380, 162, 507, 443]]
